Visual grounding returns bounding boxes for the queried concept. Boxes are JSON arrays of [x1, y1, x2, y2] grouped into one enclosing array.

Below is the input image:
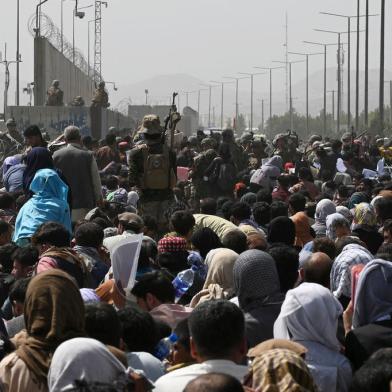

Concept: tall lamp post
[[379, 0, 385, 133], [319, 11, 377, 130], [238, 71, 266, 132], [222, 76, 248, 131], [288, 51, 323, 135], [210, 80, 235, 130], [200, 84, 219, 128], [253, 66, 285, 133], [272, 60, 304, 131]]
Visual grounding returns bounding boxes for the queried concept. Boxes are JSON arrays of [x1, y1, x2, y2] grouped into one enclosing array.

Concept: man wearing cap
[[5, 119, 24, 145], [53, 125, 103, 222], [103, 212, 144, 252], [128, 114, 176, 233]]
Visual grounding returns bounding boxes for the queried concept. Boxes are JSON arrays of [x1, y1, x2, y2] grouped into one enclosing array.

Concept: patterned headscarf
[[353, 202, 377, 227], [244, 348, 318, 392], [158, 237, 187, 253], [315, 199, 336, 225], [233, 249, 281, 311], [326, 213, 349, 240], [336, 206, 353, 224]]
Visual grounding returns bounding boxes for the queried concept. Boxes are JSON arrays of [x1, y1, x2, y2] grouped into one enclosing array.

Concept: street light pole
[[88, 19, 95, 77], [288, 51, 323, 134], [328, 90, 336, 132], [16, 0, 20, 106], [365, 0, 369, 127], [223, 76, 248, 132], [379, 0, 385, 132], [356, 0, 360, 132]]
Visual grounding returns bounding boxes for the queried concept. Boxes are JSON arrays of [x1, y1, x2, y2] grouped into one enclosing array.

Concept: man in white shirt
[[154, 300, 248, 392]]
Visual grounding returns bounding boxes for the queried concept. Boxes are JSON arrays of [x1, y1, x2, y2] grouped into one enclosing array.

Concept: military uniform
[[128, 115, 176, 233], [46, 80, 64, 106], [92, 82, 110, 108]]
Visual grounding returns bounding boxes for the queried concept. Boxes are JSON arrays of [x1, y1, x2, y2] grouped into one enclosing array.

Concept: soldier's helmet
[[201, 137, 216, 149], [98, 81, 105, 88], [141, 114, 162, 135], [5, 118, 16, 127], [52, 80, 60, 87]]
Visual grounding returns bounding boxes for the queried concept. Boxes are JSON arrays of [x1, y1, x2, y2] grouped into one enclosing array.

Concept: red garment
[[158, 237, 187, 253], [95, 146, 121, 170]]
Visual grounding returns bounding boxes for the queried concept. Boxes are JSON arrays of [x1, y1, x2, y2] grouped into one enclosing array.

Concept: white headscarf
[[326, 212, 349, 240], [274, 283, 342, 352], [48, 338, 129, 391], [353, 259, 392, 328], [127, 191, 139, 208]]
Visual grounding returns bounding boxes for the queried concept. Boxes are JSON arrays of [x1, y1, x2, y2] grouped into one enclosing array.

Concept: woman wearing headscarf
[[243, 348, 318, 392], [351, 202, 383, 254], [250, 155, 282, 191], [47, 338, 132, 391], [0, 270, 85, 392], [13, 169, 72, 246], [347, 191, 369, 210], [233, 249, 284, 348], [326, 213, 351, 241], [312, 199, 336, 237], [267, 216, 296, 247], [290, 211, 313, 248], [3, 155, 25, 193], [336, 206, 353, 224], [330, 242, 373, 308], [274, 283, 352, 392], [346, 259, 392, 370], [190, 248, 238, 307]]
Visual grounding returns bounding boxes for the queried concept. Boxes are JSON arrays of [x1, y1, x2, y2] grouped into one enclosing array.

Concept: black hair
[[298, 167, 314, 182], [9, 277, 31, 304], [313, 237, 336, 260], [11, 246, 38, 268], [142, 215, 158, 234], [256, 188, 272, 204], [376, 243, 392, 262], [221, 201, 235, 221], [384, 219, 392, 233], [374, 197, 392, 222], [350, 348, 392, 392], [335, 236, 365, 255], [105, 133, 117, 146], [84, 303, 121, 348], [277, 175, 290, 188], [268, 244, 299, 292], [157, 251, 188, 276], [170, 210, 195, 236], [117, 306, 159, 353], [131, 271, 175, 304], [75, 222, 104, 249], [200, 198, 217, 215], [230, 202, 251, 221], [32, 222, 70, 247], [338, 184, 350, 198], [270, 200, 288, 219], [221, 230, 247, 254], [0, 244, 18, 273], [0, 193, 15, 210], [184, 373, 244, 392], [0, 221, 12, 236], [23, 125, 42, 138], [288, 193, 306, 213], [105, 176, 119, 191], [188, 300, 245, 358], [191, 228, 222, 259], [252, 202, 270, 226], [138, 238, 158, 269]]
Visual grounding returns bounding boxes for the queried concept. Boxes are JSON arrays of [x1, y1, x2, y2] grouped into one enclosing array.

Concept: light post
[[328, 90, 336, 132], [200, 84, 219, 128], [23, 82, 35, 106], [72, 3, 93, 65], [197, 89, 208, 126], [223, 76, 248, 132], [210, 80, 235, 130], [380, 0, 385, 132], [144, 89, 148, 105], [272, 60, 304, 131], [88, 19, 95, 77], [319, 11, 377, 130], [238, 71, 266, 132], [288, 52, 323, 135], [16, 0, 20, 105], [253, 66, 284, 133]]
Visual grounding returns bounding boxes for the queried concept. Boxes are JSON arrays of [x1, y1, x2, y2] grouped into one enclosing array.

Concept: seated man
[[155, 300, 248, 392], [131, 271, 191, 330]]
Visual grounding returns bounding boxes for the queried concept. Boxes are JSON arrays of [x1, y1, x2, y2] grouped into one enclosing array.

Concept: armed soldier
[[46, 80, 64, 106], [91, 81, 110, 108], [4, 118, 24, 145], [128, 114, 176, 233]]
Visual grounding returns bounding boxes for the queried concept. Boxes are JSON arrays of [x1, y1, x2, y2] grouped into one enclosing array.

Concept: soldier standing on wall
[[46, 80, 64, 106], [91, 81, 110, 108], [128, 114, 177, 234]]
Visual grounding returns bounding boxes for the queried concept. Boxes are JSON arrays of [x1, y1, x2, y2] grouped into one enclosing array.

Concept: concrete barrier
[[4, 106, 135, 139]]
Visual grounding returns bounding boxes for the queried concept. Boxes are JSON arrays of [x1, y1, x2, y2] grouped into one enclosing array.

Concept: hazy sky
[[0, 0, 388, 108]]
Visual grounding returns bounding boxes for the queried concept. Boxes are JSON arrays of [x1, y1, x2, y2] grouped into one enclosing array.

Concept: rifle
[[162, 92, 181, 148]]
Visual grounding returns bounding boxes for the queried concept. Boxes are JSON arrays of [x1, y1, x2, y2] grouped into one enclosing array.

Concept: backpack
[[141, 146, 175, 190], [217, 162, 237, 192]]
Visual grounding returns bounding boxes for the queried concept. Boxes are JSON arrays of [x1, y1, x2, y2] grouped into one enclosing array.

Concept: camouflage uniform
[[5, 119, 24, 145], [91, 82, 110, 108], [46, 80, 64, 106], [128, 115, 176, 233]]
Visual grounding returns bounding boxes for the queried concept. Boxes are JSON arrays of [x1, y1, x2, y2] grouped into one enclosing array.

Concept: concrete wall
[[34, 37, 95, 106], [4, 106, 135, 140]]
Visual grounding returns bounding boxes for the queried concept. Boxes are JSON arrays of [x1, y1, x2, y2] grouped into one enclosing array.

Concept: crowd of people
[[0, 118, 391, 391]]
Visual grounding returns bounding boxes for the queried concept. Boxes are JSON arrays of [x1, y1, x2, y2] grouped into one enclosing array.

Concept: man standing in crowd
[[128, 115, 176, 233], [53, 126, 103, 222], [95, 133, 121, 170]]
